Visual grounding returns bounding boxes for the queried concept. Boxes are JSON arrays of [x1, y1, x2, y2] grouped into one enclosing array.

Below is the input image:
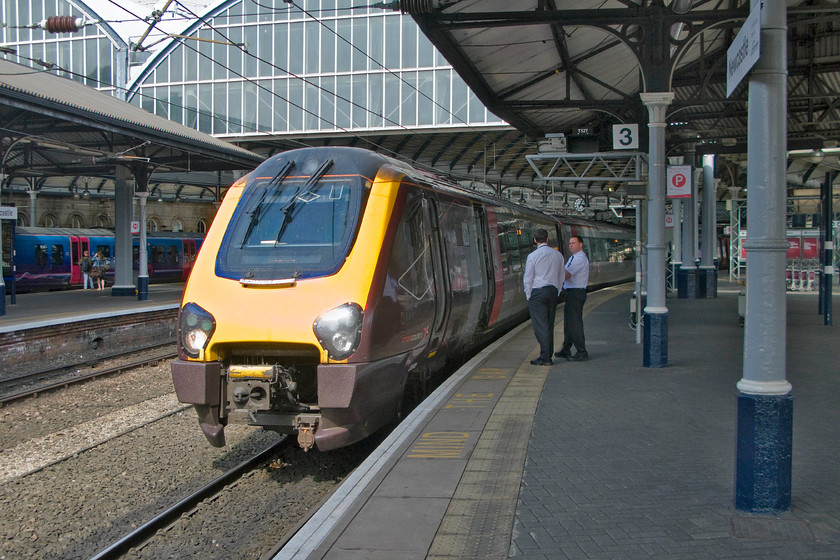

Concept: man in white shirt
[[556, 235, 590, 361], [523, 228, 565, 365]]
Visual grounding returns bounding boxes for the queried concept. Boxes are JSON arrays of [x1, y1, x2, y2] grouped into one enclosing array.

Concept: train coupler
[[295, 414, 319, 451]]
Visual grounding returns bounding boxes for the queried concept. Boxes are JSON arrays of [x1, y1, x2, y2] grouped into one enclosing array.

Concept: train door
[[423, 195, 450, 350], [182, 239, 196, 280], [69, 237, 90, 285], [473, 205, 495, 329]]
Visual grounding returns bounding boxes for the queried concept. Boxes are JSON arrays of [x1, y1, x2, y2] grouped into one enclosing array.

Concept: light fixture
[[810, 148, 824, 162], [81, 187, 91, 199]]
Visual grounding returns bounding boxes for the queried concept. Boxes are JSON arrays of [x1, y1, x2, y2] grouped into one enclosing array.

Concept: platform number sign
[[612, 124, 639, 150]]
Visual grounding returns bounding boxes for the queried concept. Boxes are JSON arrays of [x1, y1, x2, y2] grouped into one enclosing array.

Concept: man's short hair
[[534, 228, 549, 243]]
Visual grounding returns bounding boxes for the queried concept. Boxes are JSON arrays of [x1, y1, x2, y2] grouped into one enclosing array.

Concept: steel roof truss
[[527, 152, 646, 183]]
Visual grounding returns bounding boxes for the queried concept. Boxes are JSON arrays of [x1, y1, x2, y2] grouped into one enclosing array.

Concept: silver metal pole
[[640, 92, 674, 367], [735, 0, 792, 513]]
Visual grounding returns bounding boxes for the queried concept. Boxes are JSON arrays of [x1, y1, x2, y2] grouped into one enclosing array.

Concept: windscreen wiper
[[239, 161, 295, 249], [274, 159, 334, 246]]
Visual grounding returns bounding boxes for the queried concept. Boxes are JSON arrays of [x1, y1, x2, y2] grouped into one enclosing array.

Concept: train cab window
[[216, 168, 365, 281], [167, 246, 179, 264]]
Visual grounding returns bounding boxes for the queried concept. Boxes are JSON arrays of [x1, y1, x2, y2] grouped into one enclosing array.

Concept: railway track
[[87, 436, 294, 560], [0, 344, 177, 404]]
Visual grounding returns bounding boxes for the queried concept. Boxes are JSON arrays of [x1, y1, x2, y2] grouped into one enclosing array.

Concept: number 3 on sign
[[612, 124, 639, 150]]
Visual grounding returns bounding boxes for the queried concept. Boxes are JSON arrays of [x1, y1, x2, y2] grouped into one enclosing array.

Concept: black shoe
[[570, 352, 589, 361], [554, 349, 571, 360], [530, 358, 553, 366]]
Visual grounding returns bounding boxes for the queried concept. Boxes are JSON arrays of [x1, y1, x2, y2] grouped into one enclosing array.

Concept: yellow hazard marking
[[407, 431, 470, 458], [445, 392, 494, 409]]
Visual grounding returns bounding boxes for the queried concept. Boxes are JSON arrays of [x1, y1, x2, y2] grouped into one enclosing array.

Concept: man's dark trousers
[[561, 287, 587, 353], [528, 285, 559, 362]]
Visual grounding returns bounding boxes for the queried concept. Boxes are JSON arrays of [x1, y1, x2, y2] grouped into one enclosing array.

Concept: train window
[[94, 245, 111, 259], [168, 246, 179, 264], [51, 244, 64, 266], [390, 197, 433, 301], [216, 170, 364, 280], [150, 245, 165, 265], [34, 244, 48, 266]]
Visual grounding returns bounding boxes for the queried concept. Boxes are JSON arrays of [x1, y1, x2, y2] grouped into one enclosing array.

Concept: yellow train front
[[172, 147, 511, 451]]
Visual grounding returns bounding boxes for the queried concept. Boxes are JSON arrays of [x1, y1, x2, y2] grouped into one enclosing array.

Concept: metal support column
[[699, 154, 718, 297], [112, 165, 135, 296], [735, 0, 792, 513], [821, 173, 833, 325], [640, 92, 673, 368], [137, 191, 149, 301], [670, 198, 682, 294], [678, 150, 697, 298], [28, 189, 37, 227]]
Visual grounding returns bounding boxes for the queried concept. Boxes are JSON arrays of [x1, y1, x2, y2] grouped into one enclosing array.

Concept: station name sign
[[727, 6, 761, 97], [0, 206, 17, 220]]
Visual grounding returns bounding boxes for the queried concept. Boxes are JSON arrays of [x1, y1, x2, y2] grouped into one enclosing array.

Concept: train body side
[[5, 227, 203, 292]]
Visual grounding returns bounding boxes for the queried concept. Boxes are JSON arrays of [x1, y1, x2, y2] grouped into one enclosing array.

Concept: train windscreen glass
[[216, 173, 363, 281]]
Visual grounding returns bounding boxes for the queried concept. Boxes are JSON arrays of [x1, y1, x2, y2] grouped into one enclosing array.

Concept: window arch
[[40, 213, 58, 227], [68, 214, 85, 228], [16, 212, 29, 227], [147, 218, 160, 232], [172, 218, 183, 232], [196, 219, 208, 233], [95, 215, 110, 228]]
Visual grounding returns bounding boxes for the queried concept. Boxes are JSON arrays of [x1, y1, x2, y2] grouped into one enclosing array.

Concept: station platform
[[274, 280, 840, 560], [0, 283, 184, 333]]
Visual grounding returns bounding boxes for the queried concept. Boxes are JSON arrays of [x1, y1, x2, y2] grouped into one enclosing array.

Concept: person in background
[[523, 228, 565, 366], [556, 235, 590, 361], [78, 250, 93, 290], [92, 250, 106, 291]]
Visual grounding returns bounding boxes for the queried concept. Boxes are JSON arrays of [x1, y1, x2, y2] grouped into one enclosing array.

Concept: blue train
[[3, 227, 203, 292]]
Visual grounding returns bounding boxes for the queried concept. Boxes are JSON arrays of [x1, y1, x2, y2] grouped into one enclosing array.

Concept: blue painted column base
[[677, 268, 697, 299], [643, 311, 668, 367], [735, 392, 793, 513], [137, 275, 149, 301], [696, 268, 718, 298]]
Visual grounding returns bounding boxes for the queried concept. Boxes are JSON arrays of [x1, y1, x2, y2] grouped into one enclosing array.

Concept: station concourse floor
[[277, 280, 840, 560]]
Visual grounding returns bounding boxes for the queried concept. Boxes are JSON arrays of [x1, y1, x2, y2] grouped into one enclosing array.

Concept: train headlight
[[179, 302, 216, 359], [313, 303, 363, 361]]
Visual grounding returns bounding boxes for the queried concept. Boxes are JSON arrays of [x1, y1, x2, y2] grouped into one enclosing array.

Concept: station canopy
[[404, 0, 840, 201], [0, 57, 263, 201]]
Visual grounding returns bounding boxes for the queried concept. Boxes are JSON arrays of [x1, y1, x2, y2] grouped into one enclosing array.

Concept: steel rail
[[87, 436, 291, 560], [0, 346, 177, 404]]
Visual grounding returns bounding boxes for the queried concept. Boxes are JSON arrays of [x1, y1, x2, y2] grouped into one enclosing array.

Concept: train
[[171, 146, 634, 452], [3, 227, 203, 292]]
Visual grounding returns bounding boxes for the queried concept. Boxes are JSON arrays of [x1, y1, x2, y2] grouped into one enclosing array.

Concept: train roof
[[15, 226, 204, 238], [16, 226, 114, 236]]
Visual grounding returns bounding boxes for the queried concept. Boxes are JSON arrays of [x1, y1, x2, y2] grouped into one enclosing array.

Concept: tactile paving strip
[[426, 290, 618, 560], [427, 354, 549, 559]]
